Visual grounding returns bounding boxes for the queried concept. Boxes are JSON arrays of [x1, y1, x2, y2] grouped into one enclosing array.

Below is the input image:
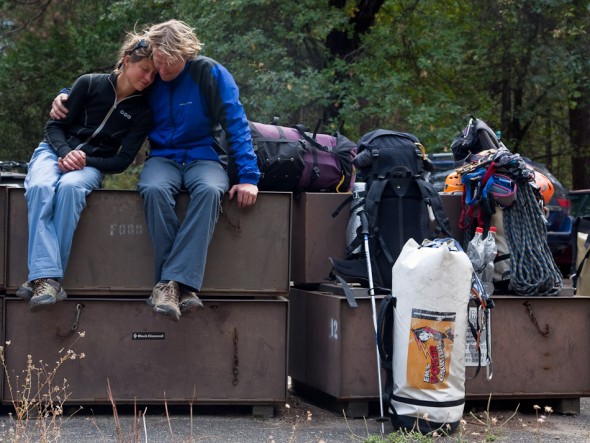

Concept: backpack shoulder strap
[[364, 178, 388, 230]]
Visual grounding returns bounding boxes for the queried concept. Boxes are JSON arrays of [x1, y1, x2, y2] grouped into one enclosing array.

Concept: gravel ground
[[0, 394, 588, 442]]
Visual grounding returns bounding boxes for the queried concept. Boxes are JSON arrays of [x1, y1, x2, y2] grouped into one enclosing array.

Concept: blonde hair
[[114, 32, 152, 73], [145, 19, 203, 63]]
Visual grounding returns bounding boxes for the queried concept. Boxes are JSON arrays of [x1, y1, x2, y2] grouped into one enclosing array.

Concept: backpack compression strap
[[294, 123, 356, 192], [415, 180, 452, 237]]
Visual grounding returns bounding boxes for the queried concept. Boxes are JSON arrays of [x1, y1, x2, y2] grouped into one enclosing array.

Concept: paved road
[[1, 394, 588, 442]]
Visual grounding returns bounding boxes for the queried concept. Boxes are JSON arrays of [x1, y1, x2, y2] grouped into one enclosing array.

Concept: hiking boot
[[29, 278, 67, 311], [149, 281, 180, 321], [16, 281, 34, 300], [18, 280, 67, 301], [179, 289, 204, 316]]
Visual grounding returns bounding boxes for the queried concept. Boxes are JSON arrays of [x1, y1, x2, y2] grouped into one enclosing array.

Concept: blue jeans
[[25, 143, 102, 281], [138, 157, 229, 290]]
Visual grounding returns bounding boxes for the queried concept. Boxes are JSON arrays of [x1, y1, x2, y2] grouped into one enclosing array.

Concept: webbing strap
[[466, 300, 483, 380], [391, 394, 465, 408], [293, 124, 320, 184], [480, 161, 496, 187], [333, 274, 358, 308], [331, 194, 354, 218]]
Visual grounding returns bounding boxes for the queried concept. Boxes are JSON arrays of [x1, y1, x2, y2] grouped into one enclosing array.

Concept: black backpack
[[450, 116, 503, 162], [330, 129, 451, 295]]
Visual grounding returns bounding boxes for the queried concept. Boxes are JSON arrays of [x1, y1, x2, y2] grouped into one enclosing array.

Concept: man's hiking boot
[[29, 278, 67, 311], [148, 281, 181, 321], [16, 280, 34, 300], [179, 289, 204, 316]]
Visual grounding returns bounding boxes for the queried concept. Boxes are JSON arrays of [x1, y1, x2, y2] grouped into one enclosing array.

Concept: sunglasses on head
[[129, 39, 149, 54]]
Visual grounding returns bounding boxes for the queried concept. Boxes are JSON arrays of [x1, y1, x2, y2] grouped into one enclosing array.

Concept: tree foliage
[[0, 0, 588, 187]]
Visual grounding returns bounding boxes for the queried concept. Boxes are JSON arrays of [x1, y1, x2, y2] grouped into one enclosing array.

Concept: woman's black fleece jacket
[[44, 72, 152, 174]]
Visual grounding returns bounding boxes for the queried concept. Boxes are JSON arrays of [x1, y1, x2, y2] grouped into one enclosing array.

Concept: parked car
[[523, 160, 573, 275], [569, 189, 590, 218], [427, 152, 459, 192], [0, 161, 27, 187]]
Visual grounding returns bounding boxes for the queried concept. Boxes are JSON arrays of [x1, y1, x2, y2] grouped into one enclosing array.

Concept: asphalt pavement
[[1, 393, 588, 442]]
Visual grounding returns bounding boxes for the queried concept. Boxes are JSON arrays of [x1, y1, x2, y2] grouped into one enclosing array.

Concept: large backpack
[[227, 119, 356, 193], [450, 116, 505, 162], [331, 129, 451, 292]]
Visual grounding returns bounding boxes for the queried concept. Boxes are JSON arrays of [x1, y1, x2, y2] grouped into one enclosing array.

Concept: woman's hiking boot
[[29, 278, 67, 311], [148, 280, 181, 321]]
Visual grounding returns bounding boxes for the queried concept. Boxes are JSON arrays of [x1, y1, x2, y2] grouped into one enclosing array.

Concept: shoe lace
[[35, 279, 57, 295], [161, 282, 179, 305]]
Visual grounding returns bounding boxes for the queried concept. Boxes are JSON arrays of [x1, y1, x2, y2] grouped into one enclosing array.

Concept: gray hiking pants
[[138, 157, 229, 290]]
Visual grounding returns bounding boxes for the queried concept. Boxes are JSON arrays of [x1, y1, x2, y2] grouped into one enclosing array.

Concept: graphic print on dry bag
[[407, 308, 456, 390]]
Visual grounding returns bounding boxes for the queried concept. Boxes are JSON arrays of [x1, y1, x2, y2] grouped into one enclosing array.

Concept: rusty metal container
[[290, 192, 352, 285], [2, 296, 288, 406], [466, 295, 590, 404], [0, 187, 6, 291], [289, 286, 385, 416], [290, 192, 464, 286], [6, 188, 291, 296], [290, 287, 590, 414]]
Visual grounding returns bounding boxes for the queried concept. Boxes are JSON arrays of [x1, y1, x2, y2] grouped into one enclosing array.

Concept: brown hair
[[145, 19, 203, 64], [114, 32, 152, 73]]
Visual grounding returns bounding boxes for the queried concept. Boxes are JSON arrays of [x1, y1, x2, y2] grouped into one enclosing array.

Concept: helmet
[[533, 171, 555, 205], [443, 171, 464, 193]]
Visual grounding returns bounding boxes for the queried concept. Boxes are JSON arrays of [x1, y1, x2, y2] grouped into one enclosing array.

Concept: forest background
[[0, 0, 588, 189]]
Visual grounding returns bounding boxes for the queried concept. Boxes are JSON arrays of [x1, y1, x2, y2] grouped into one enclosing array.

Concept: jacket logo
[[119, 110, 132, 120]]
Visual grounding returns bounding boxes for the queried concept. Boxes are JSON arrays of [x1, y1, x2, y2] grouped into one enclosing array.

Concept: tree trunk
[[325, 1, 385, 123], [570, 86, 590, 190], [326, 0, 385, 60]]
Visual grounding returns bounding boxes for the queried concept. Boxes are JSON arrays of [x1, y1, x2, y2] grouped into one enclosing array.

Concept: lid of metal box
[[6, 188, 291, 296]]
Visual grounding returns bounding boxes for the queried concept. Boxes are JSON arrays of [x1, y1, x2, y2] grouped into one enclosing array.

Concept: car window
[[570, 190, 590, 218]]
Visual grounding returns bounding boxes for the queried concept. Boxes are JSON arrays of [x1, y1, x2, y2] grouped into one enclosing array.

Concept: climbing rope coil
[[504, 183, 563, 296]]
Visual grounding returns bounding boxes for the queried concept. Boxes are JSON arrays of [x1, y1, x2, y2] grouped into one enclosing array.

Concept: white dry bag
[[389, 238, 472, 433]]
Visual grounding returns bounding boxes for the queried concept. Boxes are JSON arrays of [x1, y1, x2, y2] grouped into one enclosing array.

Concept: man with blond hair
[[139, 19, 260, 320]]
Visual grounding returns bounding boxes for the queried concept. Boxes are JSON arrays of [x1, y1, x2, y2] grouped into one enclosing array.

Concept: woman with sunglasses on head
[[17, 33, 157, 311]]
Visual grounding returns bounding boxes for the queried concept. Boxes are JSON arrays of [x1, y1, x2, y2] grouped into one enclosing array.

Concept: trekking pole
[[359, 210, 387, 434]]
